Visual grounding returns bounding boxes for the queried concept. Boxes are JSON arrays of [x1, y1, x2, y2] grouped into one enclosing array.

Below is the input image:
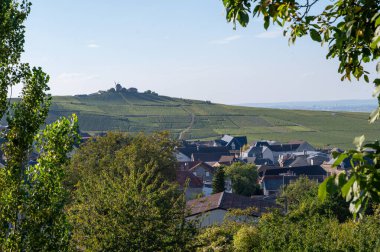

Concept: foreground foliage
[[196, 177, 380, 251], [67, 132, 196, 251], [0, 1, 80, 250]]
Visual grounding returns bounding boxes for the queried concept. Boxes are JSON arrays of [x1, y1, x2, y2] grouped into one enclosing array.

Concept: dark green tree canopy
[[212, 166, 226, 194], [67, 132, 196, 251], [224, 162, 259, 196], [0, 0, 31, 115]]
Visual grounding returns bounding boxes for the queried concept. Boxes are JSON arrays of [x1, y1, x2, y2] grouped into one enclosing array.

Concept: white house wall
[[262, 147, 274, 162]]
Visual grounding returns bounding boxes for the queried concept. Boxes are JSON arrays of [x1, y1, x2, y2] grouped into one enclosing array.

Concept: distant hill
[[46, 90, 380, 149], [240, 99, 378, 112]]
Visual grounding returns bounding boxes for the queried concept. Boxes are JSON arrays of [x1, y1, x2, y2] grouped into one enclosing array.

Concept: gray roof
[[288, 156, 309, 167]]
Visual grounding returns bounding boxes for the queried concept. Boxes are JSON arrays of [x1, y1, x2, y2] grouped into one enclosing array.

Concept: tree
[[0, 1, 80, 250], [278, 176, 351, 222], [212, 166, 226, 193], [224, 162, 259, 196], [128, 87, 138, 93], [115, 82, 122, 92], [318, 137, 380, 217], [67, 132, 196, 251], [233, 225, 259, 252], [220, 0, 380, 216], [0, 0, 30, 115]]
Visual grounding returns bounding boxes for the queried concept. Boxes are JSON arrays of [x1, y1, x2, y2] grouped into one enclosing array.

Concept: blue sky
[[21, 0, 376, 104]]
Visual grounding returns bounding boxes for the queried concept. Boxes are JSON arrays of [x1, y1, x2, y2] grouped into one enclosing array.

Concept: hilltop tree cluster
[[99, 83, 158, 96]]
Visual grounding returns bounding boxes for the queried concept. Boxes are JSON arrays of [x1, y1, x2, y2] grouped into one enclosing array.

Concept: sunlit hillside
[[47, 91, 380, 149]]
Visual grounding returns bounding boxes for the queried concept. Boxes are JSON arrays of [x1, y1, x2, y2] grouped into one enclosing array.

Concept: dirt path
[[178, 108, 195, 140], [119, 93, 134, 106]]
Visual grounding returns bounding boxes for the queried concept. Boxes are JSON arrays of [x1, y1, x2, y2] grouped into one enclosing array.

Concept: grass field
[[47, 92, 380, 149]]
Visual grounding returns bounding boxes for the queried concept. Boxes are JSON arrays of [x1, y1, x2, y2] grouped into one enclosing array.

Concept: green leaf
[[310, 29, 322, 42], [264, 16, 270, 30], [237, 10, 249, 27], [341, 175, 355, 198], [363, 56, 370, 63], [222, 0, 230, 7], [376, 16, 380, 27], [372, 84, 380, 97], [364, 75, 369, 83], [318, 178, 328, 202], [318, 176, 334, 202], [371, 13, 380, 23], [353, 135, 365, 150], [333, 153, 348, 167], [369, 108, 380, 123], [371, 36, 380, 49], [336, 172, 347, 188]]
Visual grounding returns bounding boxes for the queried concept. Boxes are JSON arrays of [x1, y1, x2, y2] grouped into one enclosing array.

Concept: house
[[176, 151, 191, 162], [176, 170, 203, 200], [191, 152, 233, 162], [218, 135, 248, 151], [188, 162, 215, 183], [242, 146, 274, 163], [259, 165, 328, 195], [260, 165, 327, 177], [245, 140, 316, 165], [176, 146, 231, 162], [267, 142, 313, 163], [213, 155, 240, 167], [186, 192, 276, 227], [177, 161, 202, 171], [261, 175, 298, 195], [307, 153, 330, 166], [278, 151, 330, 167]]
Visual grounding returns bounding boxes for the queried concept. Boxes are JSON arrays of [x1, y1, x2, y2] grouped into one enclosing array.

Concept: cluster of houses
[[0, 125, 350, 228], [177, 134, 348, 226]]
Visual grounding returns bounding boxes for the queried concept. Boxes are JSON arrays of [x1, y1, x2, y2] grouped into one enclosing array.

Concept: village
[[176, 134, 350, 227]]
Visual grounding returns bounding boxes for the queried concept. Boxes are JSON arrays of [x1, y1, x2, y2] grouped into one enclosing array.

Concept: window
[[206, 172, 210, 177]]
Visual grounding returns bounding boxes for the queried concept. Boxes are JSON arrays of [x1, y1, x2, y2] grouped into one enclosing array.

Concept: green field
[[47, 92, 380, 149]]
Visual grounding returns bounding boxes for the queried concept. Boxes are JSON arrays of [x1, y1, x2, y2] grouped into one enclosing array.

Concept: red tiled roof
[[218, 155, 235, 163], [176, 171, 203, 188], [178, 161, 202, 171], [186, 192, 277, 217], [188, 162, 215, 173]]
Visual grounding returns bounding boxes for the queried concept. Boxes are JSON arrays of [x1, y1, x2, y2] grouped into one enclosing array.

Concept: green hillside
[[48, 91, 380, 149]]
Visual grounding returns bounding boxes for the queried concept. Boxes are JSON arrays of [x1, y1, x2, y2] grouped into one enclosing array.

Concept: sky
[[21, 0, 377, 104]]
